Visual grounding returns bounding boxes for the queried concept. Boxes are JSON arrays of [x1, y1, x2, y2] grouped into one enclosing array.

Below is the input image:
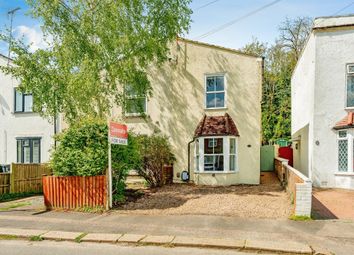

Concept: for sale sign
[[109, 122, 128, 145]]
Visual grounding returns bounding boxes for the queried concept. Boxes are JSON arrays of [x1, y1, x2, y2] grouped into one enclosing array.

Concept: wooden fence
[[0, 173, 10, 194], [42, 175, 107, 210], [0, 164, 51, 195]]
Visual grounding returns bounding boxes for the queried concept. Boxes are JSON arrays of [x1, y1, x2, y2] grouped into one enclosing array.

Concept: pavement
[[312, 188, 354, 220], [0, 240, 262, 255], [0, 208, 353, 254]]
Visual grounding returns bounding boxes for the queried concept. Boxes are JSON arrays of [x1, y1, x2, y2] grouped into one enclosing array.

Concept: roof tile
[[194, 113, 239, 137]]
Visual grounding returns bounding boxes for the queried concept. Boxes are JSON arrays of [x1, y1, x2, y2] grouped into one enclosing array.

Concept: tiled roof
[[194, 113, 239, 137], [333, 112, 354, 130]]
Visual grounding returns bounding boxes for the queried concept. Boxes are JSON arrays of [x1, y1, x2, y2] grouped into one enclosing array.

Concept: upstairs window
[[124, 85, 147, 116], [205, 75, 226, 109], [346, 64, 354, 108], [17, 138, 41, 163], [15, 88, 33, 113]]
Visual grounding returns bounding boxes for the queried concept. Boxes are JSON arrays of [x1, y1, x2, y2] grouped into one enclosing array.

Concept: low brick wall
[[274, 157, 312, 216]]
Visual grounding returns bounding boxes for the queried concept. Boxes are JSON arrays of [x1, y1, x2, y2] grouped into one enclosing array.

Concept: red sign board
[[109, 122, 128, 145]]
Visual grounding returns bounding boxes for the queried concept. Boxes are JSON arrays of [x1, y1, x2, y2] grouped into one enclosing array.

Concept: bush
[[51, 118, 142, 203], [51, 118, 108, 176], [136, 134, 175, 188]]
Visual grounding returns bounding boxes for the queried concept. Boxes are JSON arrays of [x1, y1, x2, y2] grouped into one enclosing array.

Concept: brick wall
[[275, 157, 312, 217]]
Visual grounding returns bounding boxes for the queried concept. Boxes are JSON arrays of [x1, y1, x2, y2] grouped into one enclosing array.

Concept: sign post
[[107, 122, 128, 209]]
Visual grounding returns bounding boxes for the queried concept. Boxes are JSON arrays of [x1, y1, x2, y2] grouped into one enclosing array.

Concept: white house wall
[[0, 56, 54, 165], [291, 33, 316, 178], [312, 28, 354, 189]]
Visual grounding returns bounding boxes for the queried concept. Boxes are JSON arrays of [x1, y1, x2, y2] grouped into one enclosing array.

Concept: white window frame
[[124, 85, 147, 116], [195, 136, 238, 173], [204, 74, 227, 110], [336, 129, 354, 173], [345, 63, 354, 109]]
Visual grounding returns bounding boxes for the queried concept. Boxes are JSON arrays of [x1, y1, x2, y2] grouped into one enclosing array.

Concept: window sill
[[204, 107, 228, 111], [124, 113, 147, 118], [334, 172, 354, 176], [13, 111, 35, 114], [195, 171, 238, 174]]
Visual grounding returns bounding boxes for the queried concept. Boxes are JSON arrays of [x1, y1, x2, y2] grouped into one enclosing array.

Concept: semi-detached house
[[1, 38, 263, 186]]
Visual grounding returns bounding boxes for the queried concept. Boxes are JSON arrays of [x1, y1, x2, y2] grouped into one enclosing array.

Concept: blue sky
[[0, 0, 354, 56]]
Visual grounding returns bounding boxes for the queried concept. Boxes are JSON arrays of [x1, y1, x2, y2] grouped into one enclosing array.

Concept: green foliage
[[51, 118, 108, 176], [136, 134, 175, 188], [29, 235, 43, 241], [241, 17, 312, 144], [50, 118, 142, 203], [0, 0, 192, 123], [289, 215, 312, 221], [0, 192, 41, 202]]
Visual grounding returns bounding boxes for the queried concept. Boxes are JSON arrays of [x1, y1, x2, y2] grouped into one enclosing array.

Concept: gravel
[[117, 173, 292, 219]]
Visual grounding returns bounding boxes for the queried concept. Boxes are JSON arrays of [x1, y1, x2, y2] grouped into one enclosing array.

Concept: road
[[0, 240, 261, 255]]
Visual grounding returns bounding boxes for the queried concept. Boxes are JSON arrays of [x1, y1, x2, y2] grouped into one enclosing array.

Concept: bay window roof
[[194, 113, 239, 137], [334, 112, 354, 130]]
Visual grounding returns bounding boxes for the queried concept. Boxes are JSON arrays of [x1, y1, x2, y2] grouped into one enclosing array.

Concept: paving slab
[[0, 228, 46, 238], [172, 236, 245, 249], [245, 240, 312, 254], [41, 231, 84, 241], [118, 234, 146, 243], [140, 235, 175, 244], [81, 233, 122, 243]]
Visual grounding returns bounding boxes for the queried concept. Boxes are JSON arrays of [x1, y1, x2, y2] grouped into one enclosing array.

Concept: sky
[[0, 0, 354, 56]]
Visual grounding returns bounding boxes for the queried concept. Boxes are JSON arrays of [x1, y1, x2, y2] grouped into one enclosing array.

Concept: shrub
[[51, 118, 108, 176], [136, 134, 175, 188], [51, 118, 142, 203]]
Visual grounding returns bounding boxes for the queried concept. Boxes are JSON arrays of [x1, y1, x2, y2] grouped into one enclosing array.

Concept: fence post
[[10, 163, 15, 193]]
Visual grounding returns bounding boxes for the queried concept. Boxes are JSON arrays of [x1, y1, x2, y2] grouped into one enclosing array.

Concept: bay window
[[195, 136, 238, 172], [336, 129, 354, 173]]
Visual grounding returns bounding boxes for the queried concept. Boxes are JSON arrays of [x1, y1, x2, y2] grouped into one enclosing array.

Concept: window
[[14, 88, 33, 113], [346, 64, 354, 108], [229, 138, 237, 171], [204, 138, 224, 171], [124, 85, 147, 115], [17, 138, 41, 163], [338, 131, 348, 172], [195, 139, 200, 172], [205, 75, 225, 109]]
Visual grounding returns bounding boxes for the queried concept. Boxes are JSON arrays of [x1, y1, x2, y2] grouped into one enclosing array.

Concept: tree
[[0, 0, 192, 123], [241, 17, 312, 144], [278, 17, 312, 63]]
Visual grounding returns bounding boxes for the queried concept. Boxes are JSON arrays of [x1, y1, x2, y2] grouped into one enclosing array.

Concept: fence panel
[[10, 163, 52, 193], [0, 173, 10, 195], [43, 175, 107, 209]]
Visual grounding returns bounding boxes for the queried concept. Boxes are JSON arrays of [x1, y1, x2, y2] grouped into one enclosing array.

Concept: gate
[[260, 145, 274, 171]]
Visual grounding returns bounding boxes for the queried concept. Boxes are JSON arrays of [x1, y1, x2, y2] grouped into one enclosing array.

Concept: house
[[0, 54, 56, 168], [113, 38, 263, 185], [292, 15, 354, 190]]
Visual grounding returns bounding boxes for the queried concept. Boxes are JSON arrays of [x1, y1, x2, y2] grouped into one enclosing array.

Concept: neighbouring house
[[292, 15, 354, 190], [0, 54, 56, 168], [113, 38, 263, 185]]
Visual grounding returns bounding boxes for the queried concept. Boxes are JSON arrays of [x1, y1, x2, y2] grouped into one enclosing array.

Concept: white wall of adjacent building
[[0, 55, 54, 165], [292, 16, 354, 190]]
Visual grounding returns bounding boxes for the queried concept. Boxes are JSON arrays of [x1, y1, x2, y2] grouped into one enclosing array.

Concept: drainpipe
[[187, 137, 196, 181]]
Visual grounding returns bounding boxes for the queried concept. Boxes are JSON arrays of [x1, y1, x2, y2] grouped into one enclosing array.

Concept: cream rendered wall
[[312, 28, 354, 189], [112, 39, 262, 185], [291, 34, 316, 178], [0, 56, 54, 165]]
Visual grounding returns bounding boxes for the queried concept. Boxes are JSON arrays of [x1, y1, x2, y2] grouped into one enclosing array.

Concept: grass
[[0, 234, 19, 240], [0, 201, 31, 211], [0, 192, 41, 203], [75, 206, 105, 213], [289, 215, 312, 221], [75, 233, 87, 243], [29, 235, 43, 241]]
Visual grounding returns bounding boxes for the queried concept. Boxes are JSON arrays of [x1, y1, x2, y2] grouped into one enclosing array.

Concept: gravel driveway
[[117, 172, 292, 219]]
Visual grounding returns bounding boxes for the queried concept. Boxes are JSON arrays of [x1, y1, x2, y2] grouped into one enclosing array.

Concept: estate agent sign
[[109, 122, 128, 145], [107, 121, 128, 209]]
